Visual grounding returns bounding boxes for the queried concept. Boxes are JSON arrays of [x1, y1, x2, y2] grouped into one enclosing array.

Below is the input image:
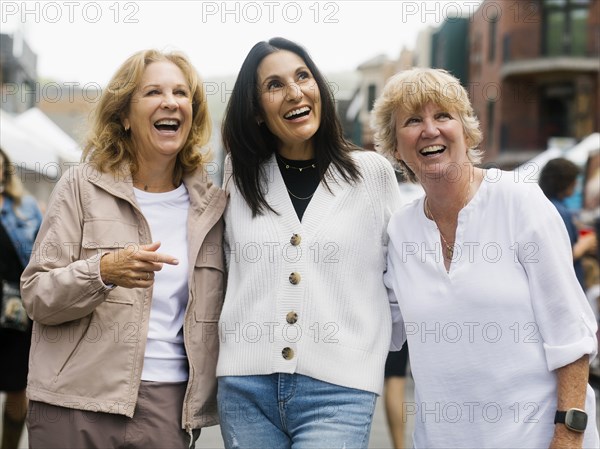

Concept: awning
[[0, 109, 61, 177], [14, 107, 81, 163]]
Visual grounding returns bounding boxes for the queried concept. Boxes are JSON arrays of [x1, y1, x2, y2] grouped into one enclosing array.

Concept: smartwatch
[[554, 408, 588, 433]]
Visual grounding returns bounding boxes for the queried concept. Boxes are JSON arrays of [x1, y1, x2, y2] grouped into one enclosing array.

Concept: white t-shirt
[[134, 184, 190, 382], [386, 169, 599, 448]]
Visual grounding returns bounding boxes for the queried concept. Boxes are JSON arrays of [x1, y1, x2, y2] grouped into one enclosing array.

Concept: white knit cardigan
[[216, 150, 401, 394]]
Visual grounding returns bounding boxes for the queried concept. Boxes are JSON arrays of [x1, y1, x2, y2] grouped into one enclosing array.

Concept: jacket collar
[[182, 168, 225, 218], [84, 162, 225, 217], [84, 162, 137, 204]]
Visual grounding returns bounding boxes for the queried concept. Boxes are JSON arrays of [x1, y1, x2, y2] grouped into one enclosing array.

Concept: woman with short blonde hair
[[371, 67, 482, 182], [372, 67, 599, 448]]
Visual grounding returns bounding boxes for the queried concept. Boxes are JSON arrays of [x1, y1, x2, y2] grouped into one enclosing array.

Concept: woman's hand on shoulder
[[100, 241, 179, 289]]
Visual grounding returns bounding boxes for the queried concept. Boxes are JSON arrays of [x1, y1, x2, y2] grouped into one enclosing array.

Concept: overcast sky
[[2, 1, 483, 86]]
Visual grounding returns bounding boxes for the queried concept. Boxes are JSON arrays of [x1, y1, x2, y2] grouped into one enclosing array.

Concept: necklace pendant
[[299, 168, 303, 172]]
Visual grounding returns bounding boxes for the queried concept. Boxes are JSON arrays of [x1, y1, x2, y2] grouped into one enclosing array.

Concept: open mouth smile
[[419, 145, 446, 156], [284, 106, 311, 120], [154, 118, 181, 132]]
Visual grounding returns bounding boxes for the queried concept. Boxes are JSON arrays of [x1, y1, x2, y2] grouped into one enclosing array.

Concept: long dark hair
[[222, 37, 361, 216]]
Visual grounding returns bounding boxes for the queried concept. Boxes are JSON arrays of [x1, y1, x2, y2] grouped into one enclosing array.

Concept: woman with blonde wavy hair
[[372, 67, 599, 448], [21, 49, 226, 448]]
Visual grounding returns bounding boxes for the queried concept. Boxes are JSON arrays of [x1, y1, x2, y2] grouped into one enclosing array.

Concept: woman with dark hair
[[0, 147, 42, 449], [539, 157, 597, 289], [217, 37, 401, 448], [222, 36, 362, 217]]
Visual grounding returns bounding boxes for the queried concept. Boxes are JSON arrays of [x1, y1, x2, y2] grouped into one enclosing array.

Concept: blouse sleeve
[[516, 182, 597, 371]]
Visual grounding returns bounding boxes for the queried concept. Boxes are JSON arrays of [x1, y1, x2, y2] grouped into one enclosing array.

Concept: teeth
[[284, 107, 310, 119], [420, 145, 445, 155], [155, 119, 179, 126]]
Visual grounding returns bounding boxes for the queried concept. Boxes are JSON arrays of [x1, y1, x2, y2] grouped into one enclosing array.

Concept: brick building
[[469, 0, 599, 164], [356, 48, 414, 150]]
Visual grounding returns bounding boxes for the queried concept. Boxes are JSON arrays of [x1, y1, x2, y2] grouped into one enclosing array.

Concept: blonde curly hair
[[371, 67, 483, 182], [83, 49, 212, 183]]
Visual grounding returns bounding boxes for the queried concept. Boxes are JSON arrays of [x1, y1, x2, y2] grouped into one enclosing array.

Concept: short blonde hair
[[371, 67, 483, 182], [83, 49, 212, 182]]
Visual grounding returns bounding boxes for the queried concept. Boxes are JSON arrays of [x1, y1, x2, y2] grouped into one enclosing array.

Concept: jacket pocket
[[192, 259, 225, 321], [104, 289, 135, 305], [82, 219, 139, 306], [81, 219, 139, 261], [187, 256, 224, 376], [53, 316, 92, 381], [192, 310, 220, 375]]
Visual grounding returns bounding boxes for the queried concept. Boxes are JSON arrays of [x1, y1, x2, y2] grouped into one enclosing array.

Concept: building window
[[367, 84, 376, 111], [540, 83, 573, 141], [543, 0, 590, 56], [487, 101, 495, 144], [488, 15, 498, 62], [472, 32, 482, 77]]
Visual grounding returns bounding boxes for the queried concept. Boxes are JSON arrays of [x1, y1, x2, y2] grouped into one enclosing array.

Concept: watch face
[[566, 409, 588, 432]]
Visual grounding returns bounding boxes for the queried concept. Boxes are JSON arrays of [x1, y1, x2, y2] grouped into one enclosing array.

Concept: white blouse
[[386, 169, 599, 448]]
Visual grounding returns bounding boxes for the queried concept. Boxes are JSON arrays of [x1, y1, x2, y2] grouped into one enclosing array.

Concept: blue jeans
[[217, 374, 377, 449]]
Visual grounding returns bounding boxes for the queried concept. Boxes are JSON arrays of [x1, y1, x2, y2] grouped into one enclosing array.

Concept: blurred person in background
[[217, 37, 401, 449], [20, 49, 226, 448], [539, 158, 598, 290], [0, 147, 42, 449], [372, 67, 599, 448], [383, 345, 410, 449]]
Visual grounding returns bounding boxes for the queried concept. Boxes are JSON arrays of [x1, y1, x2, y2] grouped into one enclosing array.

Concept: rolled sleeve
[[544, 338, 598, 372], [518, 184, 598, 371]]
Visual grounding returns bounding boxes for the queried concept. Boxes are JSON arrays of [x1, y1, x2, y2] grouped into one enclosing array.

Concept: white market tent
[[1, 108, 84, 203], [14, 107, 81, 164], [0, 108, 60, 176], [566, 132, 600, 167], [513, 133, 600, 182]]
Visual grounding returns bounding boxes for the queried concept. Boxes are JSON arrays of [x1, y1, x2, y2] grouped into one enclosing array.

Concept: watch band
[[554, 411, 567, 424]]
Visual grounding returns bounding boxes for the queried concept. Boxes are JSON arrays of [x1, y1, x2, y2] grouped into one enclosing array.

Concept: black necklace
[[275, 153, 317, 172]]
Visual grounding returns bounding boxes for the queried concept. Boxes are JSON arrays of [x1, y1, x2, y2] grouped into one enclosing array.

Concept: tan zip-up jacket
[[21, 163, 226, 431]]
